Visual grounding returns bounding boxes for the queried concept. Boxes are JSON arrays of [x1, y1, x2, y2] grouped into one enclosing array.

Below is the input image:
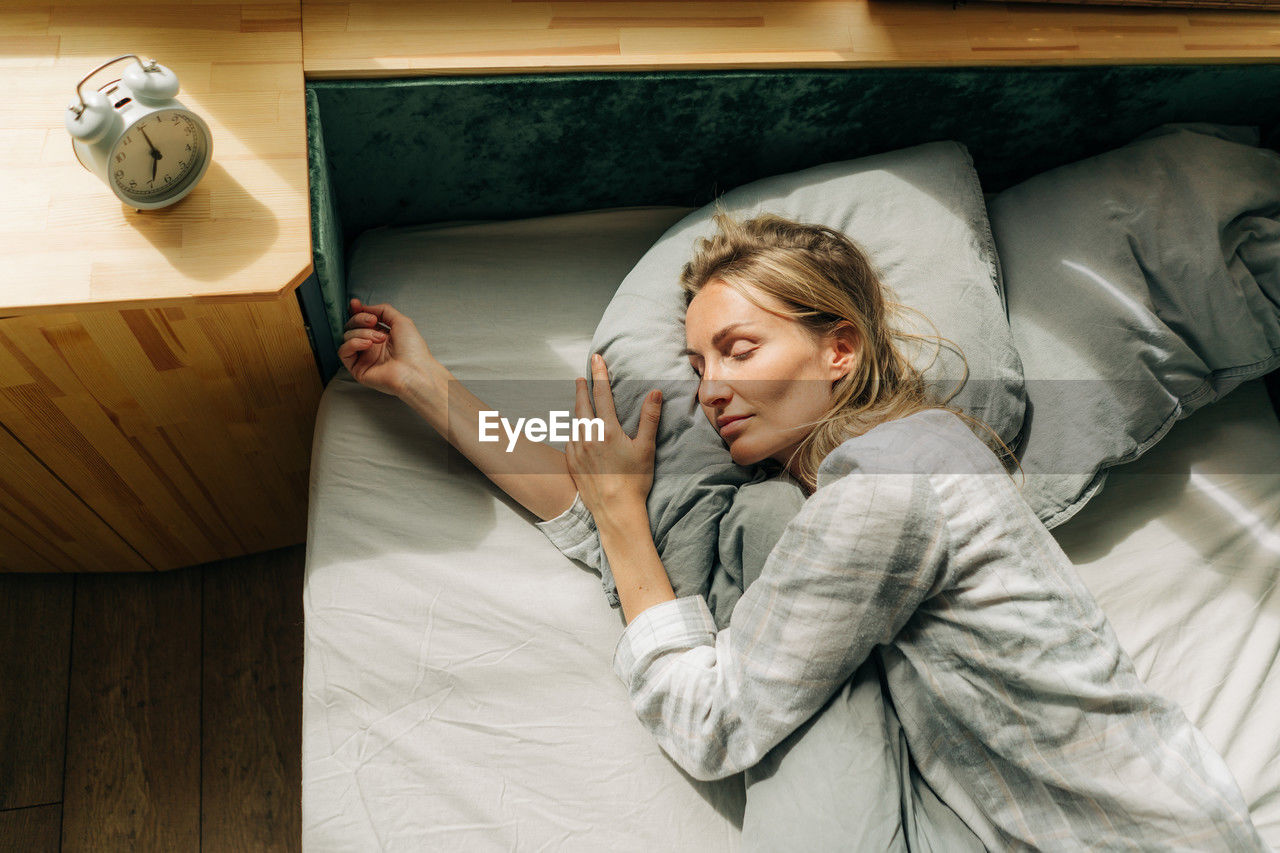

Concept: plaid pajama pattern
[[538, 409, 1266, 851]]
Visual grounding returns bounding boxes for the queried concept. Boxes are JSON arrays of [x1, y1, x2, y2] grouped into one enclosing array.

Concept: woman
[[338, 212, 1265, 851]]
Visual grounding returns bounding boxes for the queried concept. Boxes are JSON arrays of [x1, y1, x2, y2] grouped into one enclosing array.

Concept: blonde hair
[[678, 207, 1021, 492]]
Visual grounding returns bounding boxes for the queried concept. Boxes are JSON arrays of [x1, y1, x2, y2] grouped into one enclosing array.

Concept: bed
[[301, 205, 1280, 850], [300, 68, 1280, 850]]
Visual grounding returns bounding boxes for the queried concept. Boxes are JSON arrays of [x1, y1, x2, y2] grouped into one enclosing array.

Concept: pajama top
[[535, 407, 1265, 851]]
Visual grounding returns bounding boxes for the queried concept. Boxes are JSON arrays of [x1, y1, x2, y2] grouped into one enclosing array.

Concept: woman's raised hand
[[338, 297, 435, 397], [566, 353, 663, 519]]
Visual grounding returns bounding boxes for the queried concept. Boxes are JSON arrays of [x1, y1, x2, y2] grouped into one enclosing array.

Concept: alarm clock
[[64, 54, 212, 210]]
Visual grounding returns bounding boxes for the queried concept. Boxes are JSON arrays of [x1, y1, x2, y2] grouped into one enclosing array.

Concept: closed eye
[[688, 345, 756, 377]]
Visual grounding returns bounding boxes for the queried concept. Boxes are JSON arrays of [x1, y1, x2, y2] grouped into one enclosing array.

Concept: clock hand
[[138, 126, 159, 157], [139, 124, 163, 185]]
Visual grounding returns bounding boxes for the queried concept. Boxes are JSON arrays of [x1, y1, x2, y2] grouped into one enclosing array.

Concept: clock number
[[114, 169, 124, 179], [114, 153, 125, 163], [185, 143, 193, 152]]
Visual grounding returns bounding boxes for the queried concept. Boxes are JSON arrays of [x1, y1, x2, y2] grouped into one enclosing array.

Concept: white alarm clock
[[64, 54, 212, 210]]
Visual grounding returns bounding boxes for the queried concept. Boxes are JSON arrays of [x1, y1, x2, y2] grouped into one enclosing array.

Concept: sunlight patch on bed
[[542, 334, 593, 378], [1189, 470, 1280, 555]]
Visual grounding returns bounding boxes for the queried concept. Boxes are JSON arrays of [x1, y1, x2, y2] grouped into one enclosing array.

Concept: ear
[[825, 322, 860, 381]]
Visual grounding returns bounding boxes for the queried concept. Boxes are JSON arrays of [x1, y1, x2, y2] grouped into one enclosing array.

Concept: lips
[[717, 414, 752, 436]]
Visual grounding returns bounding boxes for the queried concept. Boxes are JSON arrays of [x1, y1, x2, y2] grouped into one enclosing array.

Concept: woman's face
[[683, 279, 858, 471]]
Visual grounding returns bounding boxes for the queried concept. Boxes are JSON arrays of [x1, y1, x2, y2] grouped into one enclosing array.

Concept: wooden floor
[[0, 545, 303, 853]]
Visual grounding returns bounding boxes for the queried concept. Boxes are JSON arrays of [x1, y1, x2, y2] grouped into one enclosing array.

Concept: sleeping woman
[[337, 211, 1266, 851]]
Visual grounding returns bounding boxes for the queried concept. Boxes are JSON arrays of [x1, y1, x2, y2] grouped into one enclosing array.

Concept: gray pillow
[[706, 471, 809, 627], [990, 123, 1280, 529], [589, 141, 1026, 624]]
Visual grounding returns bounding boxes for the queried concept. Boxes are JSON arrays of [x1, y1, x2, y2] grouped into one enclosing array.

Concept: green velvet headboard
[[300, 65, 1280, 379]]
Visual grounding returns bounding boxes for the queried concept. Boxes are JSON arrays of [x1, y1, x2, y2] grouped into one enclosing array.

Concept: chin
[[726, 439, 771, 467]]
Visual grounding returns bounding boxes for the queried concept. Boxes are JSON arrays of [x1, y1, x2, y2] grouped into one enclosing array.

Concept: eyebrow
[[679, 323, 753, 358]]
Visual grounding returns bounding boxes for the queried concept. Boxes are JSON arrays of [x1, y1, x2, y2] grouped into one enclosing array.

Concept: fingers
[[337, 336, 374, 370], [347, 297, 366, 323], [345, 297, 378, 332], [360, 301, 408, 327], [343, 327, 388, 345], [590, 354, 618, 425], [574, 376, 593, 422], [346, 297, 400, 332], [345, 312, 392, 334], [635, 389, 662, 447]]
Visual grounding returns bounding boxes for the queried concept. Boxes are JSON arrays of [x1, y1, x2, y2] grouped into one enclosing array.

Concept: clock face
[[109, 109, 209, 204]]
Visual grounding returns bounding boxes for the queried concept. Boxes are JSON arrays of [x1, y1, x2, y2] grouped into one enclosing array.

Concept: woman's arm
[[589, 500, 676, 625], [599, 460, 948, 782], [339, 297, 577, 522], [563, 354, 675, 623], [397, 359, 579, 521]]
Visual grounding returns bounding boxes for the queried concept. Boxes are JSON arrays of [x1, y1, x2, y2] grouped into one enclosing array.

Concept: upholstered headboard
[[300, 65, 1280, 377]]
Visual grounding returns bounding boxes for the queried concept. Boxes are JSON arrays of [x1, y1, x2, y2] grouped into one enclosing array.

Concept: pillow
[[705, 471, 809, 626], [588, 141, 1027, 625], [990, 123, 1280, 529]]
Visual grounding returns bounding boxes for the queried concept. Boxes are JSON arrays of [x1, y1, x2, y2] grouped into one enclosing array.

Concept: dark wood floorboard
[[202, 547, 303, 853], [62, 567, 202, 852], [0, 803, 62, 853], [0, 544, 304, 852], [0, 573, 72, 811]]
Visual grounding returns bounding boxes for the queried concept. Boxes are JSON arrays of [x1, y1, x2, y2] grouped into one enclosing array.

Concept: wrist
[[593, 497, 650, 541], [398, 359, 447, 409]]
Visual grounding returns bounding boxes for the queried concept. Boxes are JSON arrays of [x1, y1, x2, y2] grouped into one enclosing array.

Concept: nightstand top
[[301, 0, 1280, 80], [8, 0, 1280, 316], [1, 2, 312, 316]]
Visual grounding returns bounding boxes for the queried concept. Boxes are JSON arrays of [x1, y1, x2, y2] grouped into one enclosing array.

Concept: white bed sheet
[[1053, 378, 1280, 846], [302, 207, 1280, 850]]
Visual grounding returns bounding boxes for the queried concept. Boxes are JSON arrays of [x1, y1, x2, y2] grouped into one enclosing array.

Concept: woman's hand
[[338, 297, 436, 397], [566, 353, 663, 523]]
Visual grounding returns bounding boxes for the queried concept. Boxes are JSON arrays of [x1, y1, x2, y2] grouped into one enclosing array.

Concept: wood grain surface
[[0, 804, 62, 853], [1, 1, 321, 575], [0, 574, 72, 812], [201, 546, 303, 852], [0, 1, 312, 313], [61, 568, 202, 852], [300, 0, 1280, 78], [0, 424, 147, 572], [0, 547, 303, 853], [0, 295, 321, 572]]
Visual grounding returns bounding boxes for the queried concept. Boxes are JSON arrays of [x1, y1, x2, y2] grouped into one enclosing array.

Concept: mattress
[[302, 207, 1280, 850]]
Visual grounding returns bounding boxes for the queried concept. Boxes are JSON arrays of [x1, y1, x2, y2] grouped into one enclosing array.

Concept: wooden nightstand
[[0, 2, 322, 572]]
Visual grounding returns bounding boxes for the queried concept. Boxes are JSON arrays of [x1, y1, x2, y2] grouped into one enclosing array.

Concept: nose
[[697, 371, 732, 408]]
